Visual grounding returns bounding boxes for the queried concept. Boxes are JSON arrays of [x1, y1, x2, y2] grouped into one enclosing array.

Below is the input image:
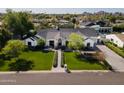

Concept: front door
[[87, 42, 90, 48], [66, 41, 69, 47], [58, 39, 62, 48], [49, 40, 54, 48]]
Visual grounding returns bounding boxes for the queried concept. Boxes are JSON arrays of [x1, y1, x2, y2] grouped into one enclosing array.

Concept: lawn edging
[[53, 51, 58, 68], [61, 51, 65, 68]]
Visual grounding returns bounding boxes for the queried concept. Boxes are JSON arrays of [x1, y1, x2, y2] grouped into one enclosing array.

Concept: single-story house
[[25, 28, 101, 48], [106, 33, 124, 48]]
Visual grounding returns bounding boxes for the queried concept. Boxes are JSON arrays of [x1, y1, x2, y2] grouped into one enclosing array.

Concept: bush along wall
[[53, 51, 58, 68]]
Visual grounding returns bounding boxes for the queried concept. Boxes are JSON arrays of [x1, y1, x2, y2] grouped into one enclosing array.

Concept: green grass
[[105, 42, 124, 58], [0, 51, 54, 71], [64, 52, 107, 70], [19, 51, 54, 70]]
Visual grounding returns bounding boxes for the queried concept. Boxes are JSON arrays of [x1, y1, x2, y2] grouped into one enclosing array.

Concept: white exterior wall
[[84, 38, 95, 47], [25, 38, 37, 47], [106, 34, 124, 47], [25, 35, 98, 48], [46, 39, 59, 48]]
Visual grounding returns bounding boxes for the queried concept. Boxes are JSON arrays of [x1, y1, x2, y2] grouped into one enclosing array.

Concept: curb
[[70, 70, 110, 73], [0, 70, 114, 74]]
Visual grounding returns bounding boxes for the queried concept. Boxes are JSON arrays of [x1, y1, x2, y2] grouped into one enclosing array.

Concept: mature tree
[[26, 29, 37, 38], [3, 9, 34, 39], [2, 40, 26, 57], [37, 38, 45, 47], [72, 18, 76, 24], [68, 33, 84, 50], [0, 28, 12, 49], [9, 58, 34, 72], [63, 14, 71, 21], [109, 16, 116, 23]]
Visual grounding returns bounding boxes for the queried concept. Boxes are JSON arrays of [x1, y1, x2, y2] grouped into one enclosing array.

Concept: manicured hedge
[[61, 51, 65, 67], [105, 42, 124, 58], [53, 51, 58, 68]]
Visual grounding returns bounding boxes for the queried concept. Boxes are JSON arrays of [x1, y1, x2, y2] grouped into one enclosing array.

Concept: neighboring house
[[80, 21, 113, 34], [59, 20, 69, 25], [106, 34, 124, 48], [80, 22, 95, 28], [25, 28, 100, 48], [89, 25, 112, 34]]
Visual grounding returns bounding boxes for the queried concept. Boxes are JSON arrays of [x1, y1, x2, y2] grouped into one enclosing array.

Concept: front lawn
[[64, 52, 107, 70], [0, 51, 54, 71], [19, 51, 54, 70]]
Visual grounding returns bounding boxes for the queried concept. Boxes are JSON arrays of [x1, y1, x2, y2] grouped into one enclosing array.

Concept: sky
[[0, 8, 124, 14]]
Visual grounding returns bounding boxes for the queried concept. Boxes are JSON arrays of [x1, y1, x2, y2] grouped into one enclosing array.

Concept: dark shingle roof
[[37, 28, 98, 40], [78, 28, 98, 37]]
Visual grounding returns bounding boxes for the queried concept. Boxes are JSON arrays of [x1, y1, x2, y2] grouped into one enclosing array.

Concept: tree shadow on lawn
[[75, 52, 101, 64], [27, 49, 51, 53], [74, 54, 107, 69]]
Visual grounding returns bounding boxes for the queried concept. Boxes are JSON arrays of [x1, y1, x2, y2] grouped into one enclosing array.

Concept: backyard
[[64, 52, 107, 70], [0, 51, 54, 71]]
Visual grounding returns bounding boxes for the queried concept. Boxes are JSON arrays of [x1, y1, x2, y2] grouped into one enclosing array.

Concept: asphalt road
[[0, 72, 124, 85]]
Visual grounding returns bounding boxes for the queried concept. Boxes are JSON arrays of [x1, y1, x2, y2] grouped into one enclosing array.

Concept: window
[[111, 39, 113, 42], [49, 40, 54, 48], [28, 42, 32, 46], [87, 43, 90, 48]]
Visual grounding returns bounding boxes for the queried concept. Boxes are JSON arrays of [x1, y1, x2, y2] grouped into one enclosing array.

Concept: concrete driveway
[[97, 45, 124, 72]]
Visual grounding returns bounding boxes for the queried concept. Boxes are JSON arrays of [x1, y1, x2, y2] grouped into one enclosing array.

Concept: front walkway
[[97, 45, 124, 72], [51, 49, 65, 72]]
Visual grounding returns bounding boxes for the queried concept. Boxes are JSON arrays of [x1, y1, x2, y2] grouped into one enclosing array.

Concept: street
[[0, 72, 124, 85]]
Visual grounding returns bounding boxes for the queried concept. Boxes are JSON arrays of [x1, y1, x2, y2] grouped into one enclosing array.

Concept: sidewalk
[[51, 49, 65, 72]]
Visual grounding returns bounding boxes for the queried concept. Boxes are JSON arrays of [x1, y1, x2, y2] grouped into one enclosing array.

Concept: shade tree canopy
[[68, 33, 84, 50], [2, 40, 26, 58], [3, 9, 34, 39]]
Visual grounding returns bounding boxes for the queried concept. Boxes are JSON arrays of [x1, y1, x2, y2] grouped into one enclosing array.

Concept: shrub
[[36, 38, 45, 49], [53, 51, 58, 68], [9, 58, 34, 71], [61, 51, 65, 67], [92, 51, 105, 62], [105, 42, 124, 58], [2, 40, 26, 58]]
